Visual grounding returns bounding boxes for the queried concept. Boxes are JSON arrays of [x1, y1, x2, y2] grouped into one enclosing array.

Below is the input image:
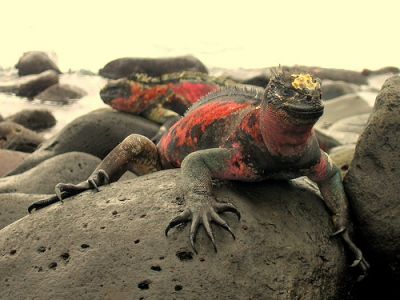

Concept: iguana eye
[[282, 89, 295, 97]]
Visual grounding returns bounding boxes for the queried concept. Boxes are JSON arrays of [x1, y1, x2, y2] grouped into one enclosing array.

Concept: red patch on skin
[[239, 109, 264, 144], [221, 144, 258, 181], [158, 101, 250, 166], [261, 107, 314, 156], [172, 101, 249, 147], [312, 155, 328, 180], [110, 83, 172, 114], [171, 82, 220, 104]]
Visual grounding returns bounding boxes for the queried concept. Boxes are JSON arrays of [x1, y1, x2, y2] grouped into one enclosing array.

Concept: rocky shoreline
[[0, 51, 399, 299]]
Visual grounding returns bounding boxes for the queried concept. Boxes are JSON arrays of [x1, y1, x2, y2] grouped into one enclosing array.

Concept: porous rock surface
[[0, 170, 347, 300], [7, 109, 159, 175], [344, 76, 400, 278], [15, 51, 61, 76], [0, 152, 100, 194]]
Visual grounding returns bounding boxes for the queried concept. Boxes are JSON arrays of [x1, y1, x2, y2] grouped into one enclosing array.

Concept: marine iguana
[[28, 71, 369, 279], [100, 72, 236, 142]]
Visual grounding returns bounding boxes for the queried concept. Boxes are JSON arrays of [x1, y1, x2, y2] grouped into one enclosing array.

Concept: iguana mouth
[[284, 103, 324, 119]]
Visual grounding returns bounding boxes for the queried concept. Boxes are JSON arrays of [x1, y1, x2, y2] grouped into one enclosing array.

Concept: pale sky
[[1, 0, 399, 72]]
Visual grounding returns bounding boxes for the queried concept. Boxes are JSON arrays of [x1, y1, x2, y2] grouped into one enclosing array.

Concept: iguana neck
[[260, 106, 315, 158]]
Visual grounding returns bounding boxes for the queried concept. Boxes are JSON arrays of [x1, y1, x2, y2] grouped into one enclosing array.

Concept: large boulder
[[36, 83, 87, 104], [0, 150, 28, 177], [324, 113, 369, 145], [344, 76, 400, 279], [15, 51, 61, 76], [0, 169, 348, 299], [0, 152, 100, 194], [0, 70, 59, 98], [361, 66, 399, 77], [316, 94, 372, 130], [321, 81, 359, 100], [7, 109, 159, 175], [0, 193, 50, 230], [99, 55, 208, 79], [5, 109, 56, 131], [0, 122, 44, 153]]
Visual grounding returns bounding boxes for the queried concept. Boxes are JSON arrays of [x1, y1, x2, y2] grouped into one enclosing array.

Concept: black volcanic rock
[[0, 169, 348, 299], [99, 55, 208, 79], [15, 51, 61, 76]]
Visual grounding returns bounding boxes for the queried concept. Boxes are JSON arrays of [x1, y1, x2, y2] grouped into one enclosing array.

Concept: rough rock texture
[[316, 94, 371, 130], [329, 145, 356, 177], [99, 55, 208, 79], [0, 169, 348, 300], [15, 51, 61, 76], [7, 109, 159, 175], [36, 83, 87, 104], [0, 152, 100, 194], [321, 81, 359, 100], [344, 76, 400, 279], [0, 193, 50, 230], [324, 114, 369, 145], [0, 122, 44, 153], [0, 150, 28, 177], [0, 70, 59, 98], [5, 109, 56, 131], [282, 66, 368, 85]]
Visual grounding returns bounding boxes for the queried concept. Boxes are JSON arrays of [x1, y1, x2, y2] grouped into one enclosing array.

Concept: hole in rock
[[81, 244, 90, 249], [48, 262, 57, 269], [176, 250, 193, 261], [175, 285, 183, 291], [151, 265, 162, 271], [138, 279, 151, 290]]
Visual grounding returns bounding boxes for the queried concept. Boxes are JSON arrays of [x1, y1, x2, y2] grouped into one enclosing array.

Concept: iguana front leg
[[307, 150, 370, 280], [28, 134, 160, 212], [166, 148, 241, 252], [142, 106, 181, 143]]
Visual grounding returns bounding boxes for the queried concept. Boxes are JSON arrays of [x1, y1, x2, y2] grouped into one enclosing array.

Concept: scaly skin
[[100, 72, 237, 142], [29, 71, 369, 280]]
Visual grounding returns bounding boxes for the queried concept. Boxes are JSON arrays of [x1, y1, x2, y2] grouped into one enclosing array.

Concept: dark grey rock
[[329, 145, 356, 177], [0, 152, 100, 194], [7, 109, 159, 175], [282, 66, 368, 85], [322, 81, 359, 100], [0, 122, 44, 153], [15, 51, 61, 76], [325, 113, 370, 145], [36, 83, 87, 104], [0, 169, 347, 299], [0, 150, 28, 177], [344, 76, 400, 279], [0, 193, 51, 229], [316, 94, 372, 130], [0, 70, 59, 98], [314, 128, 342, 152], [5, 109, 56, 131], [99, 55, 208, 79], [0, 114, 3, 122], [361, 66, 400, 76]]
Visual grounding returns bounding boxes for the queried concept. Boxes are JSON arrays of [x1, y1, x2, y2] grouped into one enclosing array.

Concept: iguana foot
[[165, 194, 240, 253], [28, 169, 110, 213], [332, 227, 370, 281]]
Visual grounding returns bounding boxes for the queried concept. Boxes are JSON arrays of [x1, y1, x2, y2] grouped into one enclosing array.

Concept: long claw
[[97, 169, 110, 185], [202, 215, 217, 252], [215, 202, 241, 220], [331, 227, 346, 237], [55, 184, 64, 203], [190, 215, 200, 254], [210, 210, 235, 240], [88, 179, 99, 192], [165, 209, 191, 236], [350, 258, 362, 268]]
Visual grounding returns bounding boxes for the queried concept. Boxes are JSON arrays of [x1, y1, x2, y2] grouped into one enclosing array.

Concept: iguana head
[[263, 71, 323, 123], [100, 78, 132, 105]]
